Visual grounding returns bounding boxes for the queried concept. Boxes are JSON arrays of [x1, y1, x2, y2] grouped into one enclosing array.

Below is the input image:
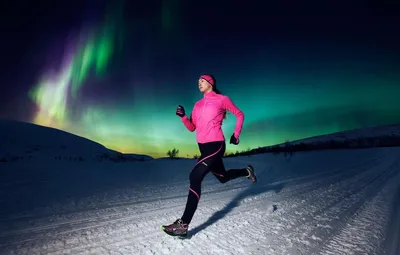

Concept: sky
[[0, 0, 399, 158]]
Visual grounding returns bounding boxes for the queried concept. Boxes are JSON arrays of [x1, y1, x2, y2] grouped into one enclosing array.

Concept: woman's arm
[[181, 111, 196, 132], [222, 96, 244, 138]]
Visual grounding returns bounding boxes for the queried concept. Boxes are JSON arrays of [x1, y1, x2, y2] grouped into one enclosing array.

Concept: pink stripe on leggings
[[212, 171, 224, 177], [195, 144, 223, 166], [189, 144, 224, 201], [189, 188, 200, 200]]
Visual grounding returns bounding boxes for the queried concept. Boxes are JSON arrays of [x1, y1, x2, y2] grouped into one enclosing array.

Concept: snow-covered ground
[[0, 120, 399, 255]]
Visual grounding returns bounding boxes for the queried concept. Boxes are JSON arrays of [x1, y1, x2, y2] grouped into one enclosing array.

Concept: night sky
[[0, 0, 399, 158]]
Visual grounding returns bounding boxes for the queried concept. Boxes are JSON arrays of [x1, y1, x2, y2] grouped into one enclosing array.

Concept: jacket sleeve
[[181, 110, 196, 132], [222, 96, 244, 138]]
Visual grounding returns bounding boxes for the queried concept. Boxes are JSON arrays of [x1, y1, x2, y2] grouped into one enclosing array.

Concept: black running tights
[[181, 141, 248, 224]]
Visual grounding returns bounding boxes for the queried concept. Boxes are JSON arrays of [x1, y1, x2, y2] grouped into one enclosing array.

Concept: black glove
[[176, 105, 185, 117], [230, 134, 239, 145]]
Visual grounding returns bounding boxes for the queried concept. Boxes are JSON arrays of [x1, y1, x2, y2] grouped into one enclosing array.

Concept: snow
[[287, 123, 400, 145], [0, 120, 400, 255], [0, 119, 153, 162]]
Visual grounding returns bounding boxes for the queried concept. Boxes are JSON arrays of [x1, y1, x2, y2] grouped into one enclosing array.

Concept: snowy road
[[0, 147, 399, 255]]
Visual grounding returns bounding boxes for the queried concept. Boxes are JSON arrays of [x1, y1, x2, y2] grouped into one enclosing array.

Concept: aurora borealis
[[1, 1, 400, 158], [28, 3, 124, 131]]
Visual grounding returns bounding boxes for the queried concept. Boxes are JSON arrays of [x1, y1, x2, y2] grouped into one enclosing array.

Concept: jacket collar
[[203, 91, 217, 98]]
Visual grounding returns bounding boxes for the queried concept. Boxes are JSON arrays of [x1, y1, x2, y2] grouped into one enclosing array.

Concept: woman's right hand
[[176, 105, 185, 117]]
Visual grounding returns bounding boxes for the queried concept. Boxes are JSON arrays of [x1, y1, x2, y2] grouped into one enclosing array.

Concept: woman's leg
[[162, 141, 256, 236], [211, 157, 249, 183], [180, 141, 225, 224], [207, 142, 250, 183]]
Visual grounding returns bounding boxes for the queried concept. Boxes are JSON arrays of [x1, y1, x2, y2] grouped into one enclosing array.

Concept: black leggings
[[181, 141, 248, 224]]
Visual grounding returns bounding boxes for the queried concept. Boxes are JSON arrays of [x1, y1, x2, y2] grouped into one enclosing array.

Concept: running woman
[[161, 74, 257, 237]]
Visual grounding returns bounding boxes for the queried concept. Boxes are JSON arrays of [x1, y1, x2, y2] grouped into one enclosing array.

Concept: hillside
[[290, 123, 400, 145], [228, 123, 400, 157], [0, 119, 153, 162]]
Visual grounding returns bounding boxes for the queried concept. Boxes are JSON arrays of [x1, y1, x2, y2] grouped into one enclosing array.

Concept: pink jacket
[[181, 91, 244, 143]]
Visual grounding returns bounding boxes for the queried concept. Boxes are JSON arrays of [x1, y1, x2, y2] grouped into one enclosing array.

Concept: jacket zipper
[[201, 97, 208, 118]]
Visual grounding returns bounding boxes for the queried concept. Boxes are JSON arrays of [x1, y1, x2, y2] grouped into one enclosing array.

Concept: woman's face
[[198, 78, 213, 93]]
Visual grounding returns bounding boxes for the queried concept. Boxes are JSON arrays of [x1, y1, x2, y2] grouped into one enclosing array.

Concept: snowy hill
[[0, 121, 399, 254], [0, 119, 153, 162], [232, 123, 400, 158], [290, 123, 400, 145]]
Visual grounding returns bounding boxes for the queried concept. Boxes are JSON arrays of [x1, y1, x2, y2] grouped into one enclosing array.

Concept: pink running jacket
[[180, 91, 244, 143]]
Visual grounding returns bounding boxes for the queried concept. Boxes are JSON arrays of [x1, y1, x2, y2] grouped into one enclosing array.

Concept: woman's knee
[[216, 175, 229, 183], [189, 168, 204, 184]]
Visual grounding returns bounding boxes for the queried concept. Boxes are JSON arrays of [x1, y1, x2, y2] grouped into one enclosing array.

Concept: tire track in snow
[[0, 156, 377, 248], [382, 179, 400, 255], [235, 153, 398, 254], [177, 154, 397, 255], [0, 168, 323, 254], [1, 149, 383, 228], [0, 150, 395, 255], [0, 150, 384, 224], [0, 153, 385, 254], [0, 168, 266, 230], [39, 153, 393, 254], [70, 150, 399, 255], [287, 157, 400, 254], [0, 167, 271, 245], [316, 163, 400, 255]]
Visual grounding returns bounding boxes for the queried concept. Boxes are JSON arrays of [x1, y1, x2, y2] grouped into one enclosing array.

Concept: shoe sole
[[161, 225, 188, 238]]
